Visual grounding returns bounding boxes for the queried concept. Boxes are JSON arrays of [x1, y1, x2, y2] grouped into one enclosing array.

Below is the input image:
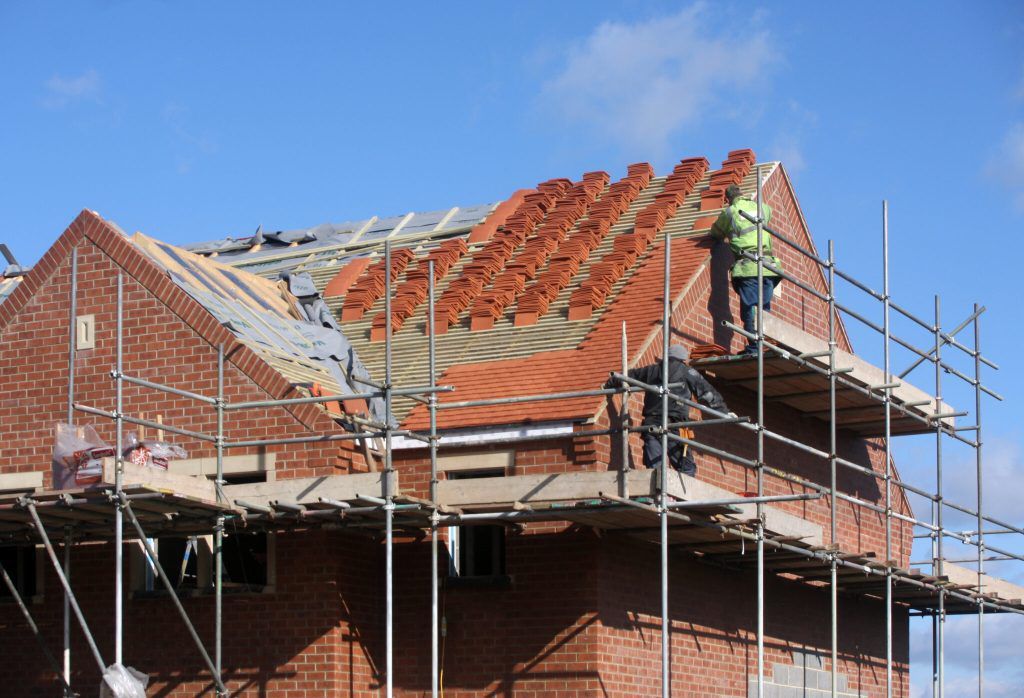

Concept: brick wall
[[0, 221, 382, 696]]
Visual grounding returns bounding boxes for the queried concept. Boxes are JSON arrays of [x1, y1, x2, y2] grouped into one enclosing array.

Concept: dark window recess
[[455, 525, 505, 578], [222, 531, 268, 589], [0, 546, 36, 599], [447, 470, 507, 580], [158, 537, 199, 590]]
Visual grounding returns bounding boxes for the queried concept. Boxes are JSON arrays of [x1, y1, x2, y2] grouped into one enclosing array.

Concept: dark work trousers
[[642, 433, 697, 475], [732, 276, 777, 352]]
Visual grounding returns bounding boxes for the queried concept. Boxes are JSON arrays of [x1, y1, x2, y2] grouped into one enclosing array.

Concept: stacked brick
[[369, 238, 468, 340], [340, 247, 416, 321], [513, 165, 654, 327]]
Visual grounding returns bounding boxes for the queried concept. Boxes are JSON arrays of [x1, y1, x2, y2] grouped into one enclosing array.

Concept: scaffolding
[[0, 166, 1020, 698]]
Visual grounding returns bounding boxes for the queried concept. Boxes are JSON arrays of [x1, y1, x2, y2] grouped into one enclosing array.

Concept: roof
[[131, 232, 386, 423], [180, 149, 770, 429]]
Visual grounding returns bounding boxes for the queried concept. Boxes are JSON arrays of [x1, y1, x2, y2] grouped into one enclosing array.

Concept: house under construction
[[0, 150, 1018, 697]]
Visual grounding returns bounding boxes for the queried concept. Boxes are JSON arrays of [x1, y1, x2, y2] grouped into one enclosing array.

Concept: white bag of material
[[99, 663, 149, 698], [51, 422, 114, 489]]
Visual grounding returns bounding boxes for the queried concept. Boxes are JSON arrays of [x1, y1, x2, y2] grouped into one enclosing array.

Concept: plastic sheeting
[[100, 664, 149, 698], [135, 234, 391, 426]]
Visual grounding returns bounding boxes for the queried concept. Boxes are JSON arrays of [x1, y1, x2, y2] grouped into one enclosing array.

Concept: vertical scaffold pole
[[215, 344, 225, 695], [384, 240, 395, 698], [63, 526, 72, 696], [660, 230, 671, 698], [67, 247, 78, 424], [620, 320, 629, 498], [428, 260, 440, 698], [828, 240, 838, 698], [934, 295, 945, 698], [974, 303, 984, 698], [65, 246, 77, 694], [755, 164, 766, 698], [115, 270, 124, 666], [882, 202, 893, 698]]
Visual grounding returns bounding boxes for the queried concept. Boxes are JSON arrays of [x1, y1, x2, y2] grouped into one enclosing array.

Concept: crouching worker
[[609, 344, 733, 476]]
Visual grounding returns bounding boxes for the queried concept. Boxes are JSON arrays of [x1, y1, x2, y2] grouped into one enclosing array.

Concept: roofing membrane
[[132, 233, 389, 424], [181, 203, 499, 266], [0, 276, 20, 306]]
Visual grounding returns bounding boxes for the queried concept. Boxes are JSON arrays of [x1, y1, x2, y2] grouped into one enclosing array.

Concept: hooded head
[[724, 184, 743, 203], [668, 344, 689, 363]]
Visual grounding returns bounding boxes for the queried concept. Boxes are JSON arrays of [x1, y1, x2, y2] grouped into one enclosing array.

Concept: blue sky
[[2, 1, 1022, 694]]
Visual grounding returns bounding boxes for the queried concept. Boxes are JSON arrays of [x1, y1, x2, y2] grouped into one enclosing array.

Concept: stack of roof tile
[[432, 181, 562, 333], [693, 150, 758, 231], [323, 257, 373, 299], [568, 162, 703, 321], [474, 171, 607, 328], [699, 149, 756, 211], [689, 343, 729, 360], [369, 238, 468, 340], [515, 166, 652, 327], [340, 247, 416, 321]]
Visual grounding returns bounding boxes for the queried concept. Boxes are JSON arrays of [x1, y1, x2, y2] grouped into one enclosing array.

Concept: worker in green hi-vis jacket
[[709, 184, 783, 355]]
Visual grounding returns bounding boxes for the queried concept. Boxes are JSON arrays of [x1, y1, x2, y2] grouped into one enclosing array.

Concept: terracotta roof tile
[[200, 149, 768, 427]]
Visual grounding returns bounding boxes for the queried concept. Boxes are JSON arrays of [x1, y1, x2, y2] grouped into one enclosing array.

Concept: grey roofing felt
[[182, 203, 498, 265]]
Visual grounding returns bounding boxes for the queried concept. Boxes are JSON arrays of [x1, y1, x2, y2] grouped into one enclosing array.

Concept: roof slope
[[132, 232, 378, 411], [185, 150, 770, 429]]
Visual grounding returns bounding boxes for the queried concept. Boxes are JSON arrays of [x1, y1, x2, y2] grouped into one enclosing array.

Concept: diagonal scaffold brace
[[117, 493, 228, 697], [0, 558, 76, 696], [20, 498, 106, 679]]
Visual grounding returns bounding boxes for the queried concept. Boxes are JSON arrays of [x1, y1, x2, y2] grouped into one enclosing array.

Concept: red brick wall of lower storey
[[0, 530, 383, 697], [0, 529, 908, 697], [386, 532, 909, 697]]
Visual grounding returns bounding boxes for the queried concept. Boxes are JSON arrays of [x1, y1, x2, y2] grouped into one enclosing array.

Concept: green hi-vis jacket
[[709, 197, 781, 278]]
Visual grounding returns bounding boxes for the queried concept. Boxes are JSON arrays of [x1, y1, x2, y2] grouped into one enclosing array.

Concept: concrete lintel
[[171, 453, 276, 478], [438, 469, 823, 545], [224, 471, 395, 508], [0, 471, 43, 492]]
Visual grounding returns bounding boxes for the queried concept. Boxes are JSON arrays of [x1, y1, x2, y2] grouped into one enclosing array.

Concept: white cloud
[[910, 614, 1024, 697], [539, 3, 779, 155], [950, 438, 1024, 531], [987, 122, 1024, 212], [766, 101, 816, 174], [41, 69, 101, 108]]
